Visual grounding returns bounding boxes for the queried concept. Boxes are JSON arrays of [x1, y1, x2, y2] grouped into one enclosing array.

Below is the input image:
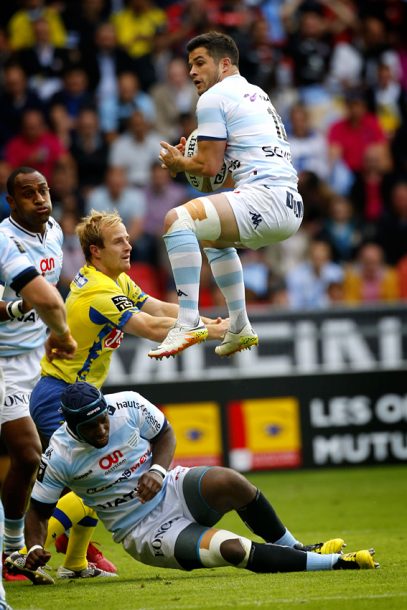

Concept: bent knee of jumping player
[[163, 199, 222, 241]]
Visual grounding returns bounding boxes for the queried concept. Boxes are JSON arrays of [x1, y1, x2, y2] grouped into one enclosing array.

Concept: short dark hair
[[186, 31, 239, 66], [6, 166, 44, 197]]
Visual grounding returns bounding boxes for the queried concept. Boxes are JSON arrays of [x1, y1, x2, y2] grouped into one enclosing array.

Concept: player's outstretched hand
[[135, 471, 164, 504], [204, 317, 229, 340], [45, 330, 77, 361]]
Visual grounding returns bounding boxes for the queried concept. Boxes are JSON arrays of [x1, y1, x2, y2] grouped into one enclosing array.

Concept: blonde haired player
[[149, 31, 303, 359], [27, 210, 227, 580]]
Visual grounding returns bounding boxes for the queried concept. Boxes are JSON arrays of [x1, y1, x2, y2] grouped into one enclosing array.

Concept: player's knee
[[199, 529, 251, 568], [163, 208, 179, 233], [11, 445, 41, 473], [164, 198, 221, 240], [220, 539, 247, 566]]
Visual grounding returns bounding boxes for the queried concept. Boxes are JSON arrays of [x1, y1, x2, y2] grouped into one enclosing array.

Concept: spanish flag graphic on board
[[162, 402, 223, 467], [228, 397, 302, 471]]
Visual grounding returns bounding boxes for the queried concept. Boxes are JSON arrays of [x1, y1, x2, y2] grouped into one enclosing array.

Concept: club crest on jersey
[[112, 295, 133, 312]]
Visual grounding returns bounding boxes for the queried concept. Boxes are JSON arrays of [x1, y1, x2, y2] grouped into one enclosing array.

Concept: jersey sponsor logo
[[108, 400, 142, 415], [139, 406, 162, 433], [104, 328, 124, 349], [39, 257, 55, 273], [96, 485, 139, 510], [73, 469, 93, 480], [88, 450, 150, 494], [111, 295, 133, 312], [261, 145, 291, 161], [14, 310, 37, 324], [37, 459, 47, 482], [99, 450, 124, 470]]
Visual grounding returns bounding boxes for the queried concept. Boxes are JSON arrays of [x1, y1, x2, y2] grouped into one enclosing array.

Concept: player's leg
[[48, 492, 117, 578], [0, 352, 43, 564], [1, 417, 42, 551], [185, 467, 345, 553], [0, 374, 13, 608], [0, 501, 13, 609], [178, 467, 377, 572], [148, 194, 239, 359], [203, 246, 258, 356], [29, 375, 69, 447]]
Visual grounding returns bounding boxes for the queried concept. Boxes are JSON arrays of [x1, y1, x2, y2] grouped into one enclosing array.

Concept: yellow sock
[[44, 491, 98, 571], [64, 521, 96, 571]]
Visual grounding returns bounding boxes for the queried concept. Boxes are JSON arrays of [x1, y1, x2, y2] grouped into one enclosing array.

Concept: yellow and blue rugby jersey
[[41, 264, 148, 386]]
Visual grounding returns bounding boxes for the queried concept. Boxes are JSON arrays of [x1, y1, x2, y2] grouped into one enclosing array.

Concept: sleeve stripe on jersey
[[10, 267, 39, 293]]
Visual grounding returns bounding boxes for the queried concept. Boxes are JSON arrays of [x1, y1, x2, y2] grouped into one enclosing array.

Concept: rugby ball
[[184, 129, 228, 193]]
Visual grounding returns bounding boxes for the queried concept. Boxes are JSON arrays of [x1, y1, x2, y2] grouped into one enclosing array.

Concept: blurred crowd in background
[[0, 0, 407, 311]]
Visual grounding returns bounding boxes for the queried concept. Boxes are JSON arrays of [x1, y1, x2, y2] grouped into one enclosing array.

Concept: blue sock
[[306, 552, 339, 570], [164, 230, 202, 327], [204, 247, 249, 333], [273, 529, 300, 547], [4, 516, 25, 552]]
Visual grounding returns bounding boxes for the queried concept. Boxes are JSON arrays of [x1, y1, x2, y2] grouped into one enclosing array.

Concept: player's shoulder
[[46, 426, 75, 464], [105, 390, 142, 417], [0, 217, 14, 235], [73, 265, 111, 290]]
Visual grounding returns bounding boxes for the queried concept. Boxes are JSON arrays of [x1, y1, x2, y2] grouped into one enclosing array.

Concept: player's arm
[[141, 296, 228, 338], [136, 422, 176, 504], [159, 138, 226, 177], [18, 276, 77, 360], [24, 498, 56, 569], [123, 310, 177, 342]]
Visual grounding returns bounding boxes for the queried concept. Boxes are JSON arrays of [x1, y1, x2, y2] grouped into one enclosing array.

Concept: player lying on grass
[[6, 382, 379, 583]]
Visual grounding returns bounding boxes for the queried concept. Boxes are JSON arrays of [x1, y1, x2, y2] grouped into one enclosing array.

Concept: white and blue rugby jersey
[[0, 217, 63, 356], [31, 390, 168, 542], [197, 74, 297, 188]]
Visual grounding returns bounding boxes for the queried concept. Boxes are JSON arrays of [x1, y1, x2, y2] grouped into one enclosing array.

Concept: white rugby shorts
[[122, 465, 202, 569], [223, 184, 303, 249], [0, 346, 43, 423]]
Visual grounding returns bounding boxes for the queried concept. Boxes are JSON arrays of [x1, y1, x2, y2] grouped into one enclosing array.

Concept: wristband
[[149, 464, 167, 479], [27, 544, 44, 555], [6, 300, 23, 320]]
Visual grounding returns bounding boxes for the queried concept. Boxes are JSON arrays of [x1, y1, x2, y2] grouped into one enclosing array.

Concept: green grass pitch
[[6, 464, 407, 610]]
